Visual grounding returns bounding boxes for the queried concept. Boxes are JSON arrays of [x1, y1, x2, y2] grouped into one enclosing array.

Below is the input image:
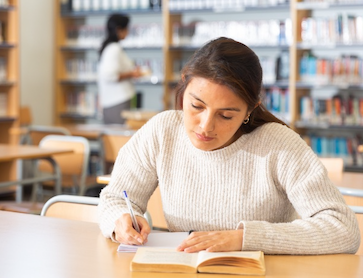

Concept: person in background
[[98, 13, 142, 124], [98, 37, 360, 255]]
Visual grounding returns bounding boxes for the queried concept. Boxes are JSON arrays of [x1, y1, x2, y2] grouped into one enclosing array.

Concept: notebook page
[[117, 232, 188, 252]]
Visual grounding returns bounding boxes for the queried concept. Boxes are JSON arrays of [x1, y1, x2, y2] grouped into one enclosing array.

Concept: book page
[[196, 251, 262, 266], [132, 248, 199, 267], [117, 232, 188, 252]]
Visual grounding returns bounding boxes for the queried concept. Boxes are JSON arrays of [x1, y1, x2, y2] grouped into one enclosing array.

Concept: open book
[[131, 248, 265, 275]]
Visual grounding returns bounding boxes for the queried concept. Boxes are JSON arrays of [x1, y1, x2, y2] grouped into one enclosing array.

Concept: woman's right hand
[[114, 213, 151, 245], [131, 67, 143, 78]]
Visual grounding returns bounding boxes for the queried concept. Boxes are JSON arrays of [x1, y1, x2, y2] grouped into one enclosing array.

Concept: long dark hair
[[174, 37, 287, 134], [99, 13, 130, 57]]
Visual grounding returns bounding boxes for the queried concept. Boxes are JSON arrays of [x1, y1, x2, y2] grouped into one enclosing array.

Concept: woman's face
[[183, 77, 250, 151], [117, 28, 128, 40]]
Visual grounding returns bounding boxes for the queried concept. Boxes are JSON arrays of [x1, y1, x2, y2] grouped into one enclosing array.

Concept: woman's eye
[[221, 115, 232, 120], [191, 103, 202, 110]]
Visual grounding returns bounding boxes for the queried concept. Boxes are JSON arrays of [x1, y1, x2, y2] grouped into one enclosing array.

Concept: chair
[[319, 157, 344, 184], [98, 129, 135, 174], [35, 135, 91, 197], [19, 106, 32, 127], [41, 194, 153, 227], [41, 195, 100, 222], [20, 125, 71, 145]]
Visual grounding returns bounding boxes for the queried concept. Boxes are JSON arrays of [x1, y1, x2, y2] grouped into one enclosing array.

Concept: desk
[[63, 123, 134, 140], [334, 172, 363, 190], [0, 211, 362, 278], [0, 144, 73, 201]]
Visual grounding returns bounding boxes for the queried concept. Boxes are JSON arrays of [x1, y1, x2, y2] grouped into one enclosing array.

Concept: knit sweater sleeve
[[239, 125, 360, 254], [98, 113, 162, 239]]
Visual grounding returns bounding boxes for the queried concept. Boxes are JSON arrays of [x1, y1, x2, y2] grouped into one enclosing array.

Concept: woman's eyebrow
[[189, 93, 241, 112]]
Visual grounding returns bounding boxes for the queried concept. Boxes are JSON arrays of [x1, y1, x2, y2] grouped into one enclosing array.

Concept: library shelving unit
[[162, 1, 291, 111], [0, 0, 18, 144], [290, 0, 363, 171], [0, 0, 19, 194], [55, 0, 363, 171], [54, 0, 163, 125]]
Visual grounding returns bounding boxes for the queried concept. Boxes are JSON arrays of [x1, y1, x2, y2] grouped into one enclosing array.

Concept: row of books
[[262, 87, 290, 122], [66, 58, 98, 81], [173, 19, 292, 47], [65, 18, 291, 49], [61, 0, 161, 12], [302, 0, 363, 4], [0, 92, 6, 117], [65, 90, 99, 116], [0, 21, 6, 43], [299, 53, 363, 86], [0, 57, 7, 81], [301, 14, 363, 45], [299, 95, 363, 125], [0, 0, 8, 8], [172, 51, 289, 84], [169, 0, 289, 10], [66, 23, 164, 48], [303, 134, 363, 166], [65, 57, 164, 83]]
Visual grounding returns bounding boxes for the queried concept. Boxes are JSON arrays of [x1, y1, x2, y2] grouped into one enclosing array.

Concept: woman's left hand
[[176, 230, 243, 253]]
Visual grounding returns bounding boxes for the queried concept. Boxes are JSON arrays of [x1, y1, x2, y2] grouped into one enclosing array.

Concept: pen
[[123, 190, 141, 234]]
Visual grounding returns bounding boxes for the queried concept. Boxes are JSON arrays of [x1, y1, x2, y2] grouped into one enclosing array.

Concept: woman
[[98, 37, 360, 254], [98, 13, 142, 124]]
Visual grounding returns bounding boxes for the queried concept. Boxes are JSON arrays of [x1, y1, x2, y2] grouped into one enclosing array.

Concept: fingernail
[[137, 237, 143, 244]]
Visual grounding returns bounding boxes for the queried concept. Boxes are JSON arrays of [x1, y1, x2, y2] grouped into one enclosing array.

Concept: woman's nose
[[199, 112, 215, 132]]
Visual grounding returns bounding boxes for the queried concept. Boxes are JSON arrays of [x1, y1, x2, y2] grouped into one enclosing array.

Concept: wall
[[19, 0, 53, 125]]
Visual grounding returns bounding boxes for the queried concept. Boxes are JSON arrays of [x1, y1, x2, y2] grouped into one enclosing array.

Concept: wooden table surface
[[1, 211, 361, 278], [0, 144, 73, 162], [63, 123, 134, 140]]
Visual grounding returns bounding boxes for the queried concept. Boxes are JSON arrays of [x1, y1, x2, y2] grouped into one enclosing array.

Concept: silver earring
[[243, 115, 250, 124]]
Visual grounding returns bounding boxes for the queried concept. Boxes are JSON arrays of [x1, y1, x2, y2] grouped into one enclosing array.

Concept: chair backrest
[[19, 106, 32, 126], [41, 195, 99, 223], [41, 194, 153, 227], [99, 129, 135, 174], [22, 125, 71, 145], [39, 135, 90, 195], [319, 157, 344, 184]]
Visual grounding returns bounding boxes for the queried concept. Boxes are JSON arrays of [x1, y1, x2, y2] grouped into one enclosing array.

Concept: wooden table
[[63, 123, 134, 140], [0, 211, 362, 278], [334, 172, 363, 190], [0, 144, 73, 201]]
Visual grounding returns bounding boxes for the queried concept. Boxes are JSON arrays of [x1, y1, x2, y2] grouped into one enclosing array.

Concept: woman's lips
[[195, 133, 214, 141]]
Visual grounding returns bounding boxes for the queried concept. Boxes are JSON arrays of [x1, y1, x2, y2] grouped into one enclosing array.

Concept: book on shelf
[[131, 248, 265, 275], [0, 92, 7, 117]]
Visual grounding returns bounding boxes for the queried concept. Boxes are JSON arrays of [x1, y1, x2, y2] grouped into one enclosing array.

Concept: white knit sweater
[[98, 110, 360, 255]]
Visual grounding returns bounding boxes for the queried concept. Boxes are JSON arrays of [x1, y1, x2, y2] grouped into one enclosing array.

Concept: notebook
[[117, 232, 188, 252]]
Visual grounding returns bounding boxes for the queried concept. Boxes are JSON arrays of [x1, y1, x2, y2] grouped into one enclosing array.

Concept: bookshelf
[[162, 1, 291, 111], [0, 0, 18, 145], [55, 0, 363, 171], [54, 0, 163, 125], [291, 0, 363, 171], [0, 0, 19, 195]]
